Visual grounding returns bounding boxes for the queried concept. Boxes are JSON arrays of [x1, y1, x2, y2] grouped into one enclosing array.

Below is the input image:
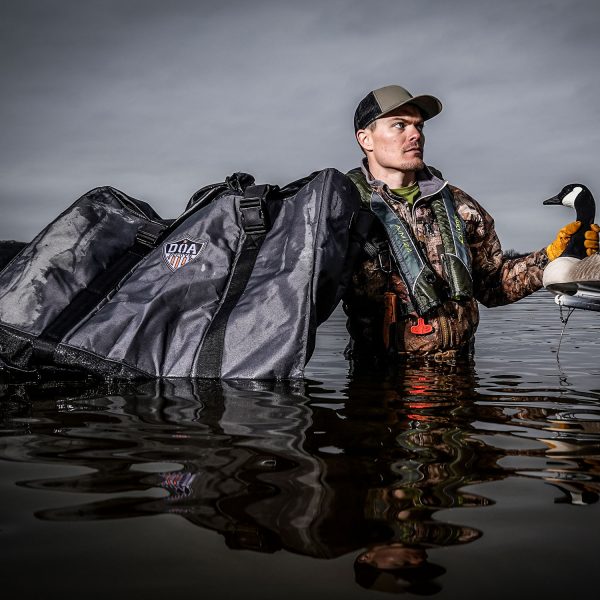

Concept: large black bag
[[0, 169, 362, 379]]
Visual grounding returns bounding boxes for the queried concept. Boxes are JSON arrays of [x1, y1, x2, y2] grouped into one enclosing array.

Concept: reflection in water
[[1, 361, 600, 595]]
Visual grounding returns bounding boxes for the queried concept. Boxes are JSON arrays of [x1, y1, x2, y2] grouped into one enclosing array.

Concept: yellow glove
[[584, 223, 600, 256], [546, 221, 600, 261]]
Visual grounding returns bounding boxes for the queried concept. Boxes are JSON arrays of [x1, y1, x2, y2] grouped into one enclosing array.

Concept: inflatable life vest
[[0, 169, 363, 379], [347, 168, 473, 316]]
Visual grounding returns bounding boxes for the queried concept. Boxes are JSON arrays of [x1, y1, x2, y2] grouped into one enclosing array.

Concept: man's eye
[[417, 124, 424, 132], [393, 122, 405, 130]]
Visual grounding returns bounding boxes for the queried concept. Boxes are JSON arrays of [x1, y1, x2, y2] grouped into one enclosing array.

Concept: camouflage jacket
[[343, 162, 549, 358]]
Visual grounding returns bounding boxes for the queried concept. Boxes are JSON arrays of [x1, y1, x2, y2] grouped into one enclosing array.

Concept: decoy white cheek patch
[[563, 186, 582, 208]]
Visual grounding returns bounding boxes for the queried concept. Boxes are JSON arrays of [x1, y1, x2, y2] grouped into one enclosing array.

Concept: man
[[343, 85, 599, 363]]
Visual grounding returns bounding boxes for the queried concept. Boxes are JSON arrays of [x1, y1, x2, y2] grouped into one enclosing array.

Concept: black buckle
[[135, 222, 165, 248], [377, 245, 392, 274], [239, 192, 269, 235]]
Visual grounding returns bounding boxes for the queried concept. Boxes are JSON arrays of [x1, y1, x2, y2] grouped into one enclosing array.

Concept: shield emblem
[[162, 238, 206, 272]]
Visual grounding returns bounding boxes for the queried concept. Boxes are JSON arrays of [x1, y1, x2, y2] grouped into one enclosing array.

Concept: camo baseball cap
[[354, 85, 442, 132]]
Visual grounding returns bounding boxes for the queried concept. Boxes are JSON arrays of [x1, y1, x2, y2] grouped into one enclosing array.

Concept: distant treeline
[[504, 249, 529, 259]]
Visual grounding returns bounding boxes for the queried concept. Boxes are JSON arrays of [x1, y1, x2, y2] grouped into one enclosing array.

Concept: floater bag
[[0, 169, 361, 379]]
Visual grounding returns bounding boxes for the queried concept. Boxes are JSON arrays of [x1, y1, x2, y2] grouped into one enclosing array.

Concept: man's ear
[[356, 128, 373, 153]]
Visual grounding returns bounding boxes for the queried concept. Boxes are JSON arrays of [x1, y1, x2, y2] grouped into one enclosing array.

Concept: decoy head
[[543, 183, 595, 226]]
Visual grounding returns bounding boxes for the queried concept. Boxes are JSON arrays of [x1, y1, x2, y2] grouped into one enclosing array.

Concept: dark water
[[1, 291, 599, 599]]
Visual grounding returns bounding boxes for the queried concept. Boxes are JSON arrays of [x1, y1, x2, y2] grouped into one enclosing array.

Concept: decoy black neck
[[575, 193, 595, 227], [563, 191, 595, 259]]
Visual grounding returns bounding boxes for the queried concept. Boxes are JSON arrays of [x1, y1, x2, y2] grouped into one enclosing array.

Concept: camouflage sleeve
[[450, 186, 550, 308]]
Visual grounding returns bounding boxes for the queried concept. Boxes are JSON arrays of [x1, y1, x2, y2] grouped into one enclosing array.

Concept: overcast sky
[[1, 0, 599, 250]]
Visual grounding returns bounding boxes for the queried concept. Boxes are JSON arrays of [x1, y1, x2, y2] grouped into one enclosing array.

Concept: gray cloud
[[1, 0, 599, 250]]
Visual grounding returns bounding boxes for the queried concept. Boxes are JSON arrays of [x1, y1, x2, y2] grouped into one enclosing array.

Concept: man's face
[[357, 104, 425, 175], [357, 543, 426, 570]]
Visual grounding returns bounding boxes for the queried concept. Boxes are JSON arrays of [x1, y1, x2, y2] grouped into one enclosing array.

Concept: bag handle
[[186, 172, 255, 211]]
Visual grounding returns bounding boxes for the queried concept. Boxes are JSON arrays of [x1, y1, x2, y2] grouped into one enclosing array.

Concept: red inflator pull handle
[[410, 317, 433, 335]]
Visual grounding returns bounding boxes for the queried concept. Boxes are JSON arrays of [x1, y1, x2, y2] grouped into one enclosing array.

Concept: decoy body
[[542, 183, 600, 311]]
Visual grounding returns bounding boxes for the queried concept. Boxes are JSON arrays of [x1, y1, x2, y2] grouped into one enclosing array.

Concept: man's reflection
[[1, 361, 599, 595]]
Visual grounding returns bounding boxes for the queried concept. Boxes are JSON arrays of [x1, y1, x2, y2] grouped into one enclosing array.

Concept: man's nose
[[408, 125, 421, 140]]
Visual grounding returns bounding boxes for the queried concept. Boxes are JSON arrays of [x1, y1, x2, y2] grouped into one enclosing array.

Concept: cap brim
[[378, 94, 442, 122]]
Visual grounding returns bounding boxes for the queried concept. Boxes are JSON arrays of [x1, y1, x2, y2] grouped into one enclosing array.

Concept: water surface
[[1, 291, 599, 598]]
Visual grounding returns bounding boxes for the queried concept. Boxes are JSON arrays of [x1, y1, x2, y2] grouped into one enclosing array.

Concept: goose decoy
[[542, 183, 600, 312]]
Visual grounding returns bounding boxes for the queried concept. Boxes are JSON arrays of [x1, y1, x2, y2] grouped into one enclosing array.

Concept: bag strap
[[37, 220, 169, 362], [195, 184, 273, 378]]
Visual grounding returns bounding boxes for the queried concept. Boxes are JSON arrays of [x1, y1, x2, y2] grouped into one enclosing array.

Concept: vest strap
[[431, 189, 473, 300]]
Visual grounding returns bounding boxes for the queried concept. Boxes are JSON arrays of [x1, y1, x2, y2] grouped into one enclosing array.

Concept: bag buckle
[[135, 222, 166, 248], [240, 186, 271, 235]]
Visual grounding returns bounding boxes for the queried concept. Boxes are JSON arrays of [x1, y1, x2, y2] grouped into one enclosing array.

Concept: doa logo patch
[[162, 238, 206, 272]]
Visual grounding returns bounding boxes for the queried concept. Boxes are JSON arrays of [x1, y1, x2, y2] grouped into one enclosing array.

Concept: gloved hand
[[546, 221, 600, 261], [587, 224, 600, 255]]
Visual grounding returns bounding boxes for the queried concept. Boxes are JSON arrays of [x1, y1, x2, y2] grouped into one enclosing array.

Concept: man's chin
[[399, 159, 425, 172]]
